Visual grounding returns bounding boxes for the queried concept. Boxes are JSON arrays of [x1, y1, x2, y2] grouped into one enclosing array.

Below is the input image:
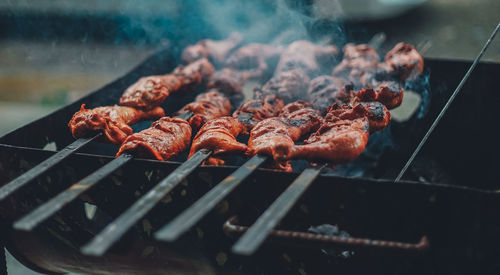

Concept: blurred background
[[0, 0, 498, 274]]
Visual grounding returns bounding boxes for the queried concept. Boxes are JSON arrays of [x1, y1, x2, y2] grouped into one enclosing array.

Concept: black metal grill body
[[0, 47, 499, 274]]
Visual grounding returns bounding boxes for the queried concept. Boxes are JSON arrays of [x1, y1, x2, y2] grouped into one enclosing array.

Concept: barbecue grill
[[1, 37, 500, 275]]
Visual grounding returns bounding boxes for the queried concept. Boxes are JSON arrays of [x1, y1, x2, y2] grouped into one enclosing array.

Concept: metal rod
[[81, 149, 211, 256], [368, 32, 386, 49], [155, 154, 268, 242], [232, 165, 324, 255], [12, 111, 195, 231], [395, 22, 500, 182], [13, 153, 133, 231], [0, 134, 102, 201]]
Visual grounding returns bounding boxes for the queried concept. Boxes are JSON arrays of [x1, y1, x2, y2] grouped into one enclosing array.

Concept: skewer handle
[[155, 154, 268, 242], [232, 165, 324, 255], [13, 153, 133, 231], [81, 149, 211, 256], [0, 134, 101, 201]]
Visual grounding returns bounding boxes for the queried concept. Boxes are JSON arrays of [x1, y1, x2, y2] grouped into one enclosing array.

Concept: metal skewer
[[395, 22, 500, 182], [232, 164, 325, 255], [0, 133, 102, 201], [154, 154, 268, 241], [13, 111, 194, 232], [81, 148, 211, 256]]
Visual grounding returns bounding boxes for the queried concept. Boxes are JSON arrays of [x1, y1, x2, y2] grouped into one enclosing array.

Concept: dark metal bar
[[232, 165, 324, 255], [81, 149, 211, 256], [13, 153, 133, 231], [0, 134, 102, 201], [396, 22, 500, 182], [224, 216, 430, 251], [155, 154, 268, 242]]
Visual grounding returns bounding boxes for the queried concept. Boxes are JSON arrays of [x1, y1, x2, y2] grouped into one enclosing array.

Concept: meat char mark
[[116, 117, 192, 161], [189, 117, 248, 165], [116, 91, 231, 161], [259, 69, 310, 103], [182, 32, 243, 66], [289, 104, 370, 164], [307, 75, 353, 112], [175, 91, 231, 129], [232, 94, 285, 133], [206, 68, 249, 104], [120, 58, 214, 109], [247, 101, 322, 171], [68, 104, 165, 145]]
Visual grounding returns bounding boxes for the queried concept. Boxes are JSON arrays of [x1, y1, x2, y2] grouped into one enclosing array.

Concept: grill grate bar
[[232, 165, 325, 255], [13, 153, 133, 231], [81, 149, 211, 256], [155, 154, 267, 242], [0, 134, 102, 201]]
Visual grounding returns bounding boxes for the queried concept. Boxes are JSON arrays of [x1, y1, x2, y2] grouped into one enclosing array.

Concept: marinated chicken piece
[[289, 105, 370, 164], [324, 102, 391, 133], [260, 69, 310, 103], [247, 101, 322, 171], [175, 91, 231, 129], [173, 58, 215, 86], [307, 75, 353, 112], [119, 75, 181, 109], [232, 94, 285, 133], [380, 42, 424, 81], [181, 32, 243, 65], [225, 43, 284, 79], [206, 68, 249, 100], [120, 58, 214, 109], [355, 80, 404, 109], [116, 117, 191, 161], [275, 40, 338, 77], [189, 117, 248, 165], [332, 43, 380, 87], [68, 104, 164, 145]]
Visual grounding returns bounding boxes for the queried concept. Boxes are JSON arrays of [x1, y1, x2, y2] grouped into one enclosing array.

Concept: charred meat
[[116, 117, 192, 161], [120, 58, 214, 109], [225, 43, 284, 79], [247, 101, 322, 171], [68, 104, 164, 145], [175, 91, 231, 129], [189, 117, 248, 165], [232, 94, 285, 133]]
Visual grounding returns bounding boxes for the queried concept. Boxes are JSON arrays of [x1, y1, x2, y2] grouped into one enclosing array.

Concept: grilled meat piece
[[332, 43, 380, 87], [289, 104, 370, 164], [325, 102, 390, 133], [307, 75, 353, 112], [225, 43, 284, 79], [381, 42, 424, 82], [189, 117, 247, 165], [355, 79, 404, 110], [260, 69, 310, 103], [181, 32, 243, 66], [116, 117, 192, 161], [206, 68, 249, 100], [275, 40, 338, 77], [120, 58, 214, 109], [232, 94, 285, 133], [175, 91, 231, 129], [68, 104, 164, 145], [247, 101, 322, 171]]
